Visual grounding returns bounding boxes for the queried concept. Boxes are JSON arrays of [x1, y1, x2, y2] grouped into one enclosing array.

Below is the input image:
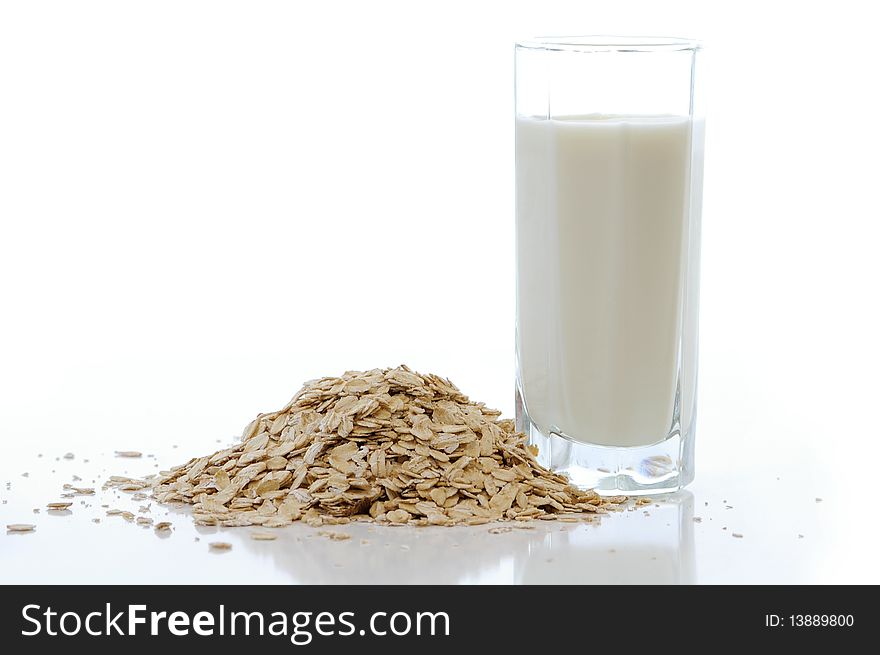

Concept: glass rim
[[515, 36, 701, 53]]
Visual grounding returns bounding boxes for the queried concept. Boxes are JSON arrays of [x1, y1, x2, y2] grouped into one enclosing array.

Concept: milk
[[515, 114, 694, 448]]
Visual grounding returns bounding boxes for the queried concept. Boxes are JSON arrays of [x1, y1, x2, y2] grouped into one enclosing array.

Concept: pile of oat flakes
[[116, 366, 628, 528]]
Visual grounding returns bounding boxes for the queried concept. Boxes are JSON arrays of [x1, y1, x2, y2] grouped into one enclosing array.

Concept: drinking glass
[[515, 36, 704, 493]]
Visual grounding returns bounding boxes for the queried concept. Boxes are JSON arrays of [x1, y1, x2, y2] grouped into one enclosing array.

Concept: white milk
[[515, 114, 694, 447]]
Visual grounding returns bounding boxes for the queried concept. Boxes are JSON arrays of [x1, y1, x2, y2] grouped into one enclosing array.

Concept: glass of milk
[[515, 37, 704, 494]]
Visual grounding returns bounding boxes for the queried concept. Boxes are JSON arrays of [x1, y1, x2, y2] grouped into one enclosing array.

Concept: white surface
[[1, 1, 880, 584], [0, 441, 847, 584]]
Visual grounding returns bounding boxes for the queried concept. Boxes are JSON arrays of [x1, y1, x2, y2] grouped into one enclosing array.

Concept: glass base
[[516, 388, 694, 496]]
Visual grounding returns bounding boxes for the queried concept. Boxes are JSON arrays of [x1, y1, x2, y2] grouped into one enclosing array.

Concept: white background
[[1, 1, 879, 584]]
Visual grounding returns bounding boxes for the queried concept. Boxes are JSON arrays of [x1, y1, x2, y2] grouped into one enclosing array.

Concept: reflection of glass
[[514, 491, 695, 584], [227, 492, 695, 584]]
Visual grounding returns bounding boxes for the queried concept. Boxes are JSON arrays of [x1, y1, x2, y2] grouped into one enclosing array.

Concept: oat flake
[[6, 524, 36, 533]]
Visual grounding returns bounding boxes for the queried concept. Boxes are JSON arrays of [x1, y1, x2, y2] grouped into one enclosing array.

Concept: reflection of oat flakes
[[250, 532, 278, 541]]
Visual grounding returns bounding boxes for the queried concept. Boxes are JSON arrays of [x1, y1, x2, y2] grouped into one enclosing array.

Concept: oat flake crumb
[[6, 524, 36, 533]]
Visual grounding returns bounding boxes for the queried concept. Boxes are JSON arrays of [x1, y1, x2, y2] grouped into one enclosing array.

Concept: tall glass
[[515, 37, 704, 494]]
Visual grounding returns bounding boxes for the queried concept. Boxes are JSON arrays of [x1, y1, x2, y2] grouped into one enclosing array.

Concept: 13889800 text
[[765, 614, 854, 628]]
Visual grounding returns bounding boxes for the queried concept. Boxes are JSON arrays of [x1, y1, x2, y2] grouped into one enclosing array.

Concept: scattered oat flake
[[209, 542, 232, 551], [318, 530, 351, 541], [115, 451, 143, 458], [47, 502, 73, 510], [154, 522, 172, 531], [7, 524, 36, 532], [63, 485, 95, 496], [732, 533, 743, 539]]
